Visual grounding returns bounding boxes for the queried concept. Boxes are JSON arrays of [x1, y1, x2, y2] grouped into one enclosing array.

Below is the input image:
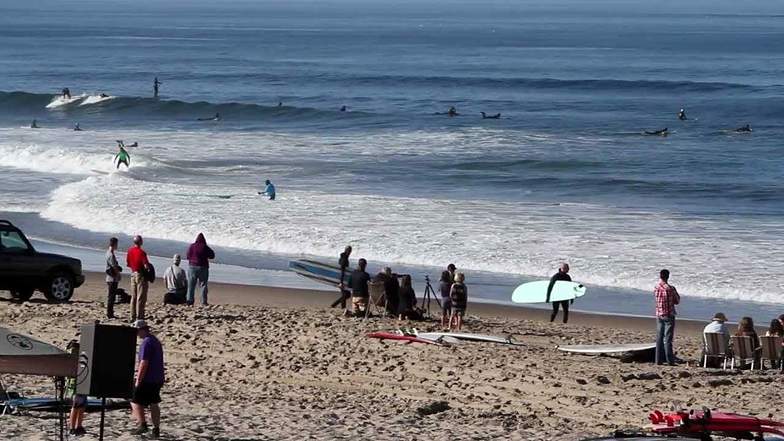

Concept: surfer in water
[[73, 123, 82, 131], [678, 109, 687, 121], [197, 113, 220, 121], [30, 119, 39, 129], [481, 112, 501, 119], [62, 88, 71, 99], [547, 263, 572, 324], [447, 106, 458, 117], [258, 179, 276, 200], [735, 124, 752, 133], [115, 145, 131, 169], [153, 77, 161, 97], [100, 93, 110, 98], [645, 128, 669, 136], [340, 105, 347, 112]]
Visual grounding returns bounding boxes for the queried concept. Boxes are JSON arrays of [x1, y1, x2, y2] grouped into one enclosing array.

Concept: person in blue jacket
[[259, 179, 276, 200]]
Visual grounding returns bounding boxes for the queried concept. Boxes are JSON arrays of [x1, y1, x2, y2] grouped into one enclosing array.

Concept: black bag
[[164, 291, 187, 305], [114, 288, 131, 304], [144, 263, 156, 283]]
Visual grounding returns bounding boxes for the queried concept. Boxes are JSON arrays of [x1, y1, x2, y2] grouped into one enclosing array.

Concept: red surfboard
[[367, 331, 442, 345]]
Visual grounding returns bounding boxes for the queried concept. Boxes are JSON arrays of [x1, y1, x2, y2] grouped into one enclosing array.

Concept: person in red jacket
[[186, 233, 215, 306], [127, 235, 151, 321]]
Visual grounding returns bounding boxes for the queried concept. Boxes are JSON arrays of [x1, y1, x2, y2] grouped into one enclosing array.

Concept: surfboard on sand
[[511, 280, 586, 304], [415, 331, 520, 345], [289, 259, 352, 288], [557, 343, 656, 354], [367, 331, 443, 345]]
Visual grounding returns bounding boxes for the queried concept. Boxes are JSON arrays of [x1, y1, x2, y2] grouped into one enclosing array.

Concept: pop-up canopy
[[0, 327, 76, 377]]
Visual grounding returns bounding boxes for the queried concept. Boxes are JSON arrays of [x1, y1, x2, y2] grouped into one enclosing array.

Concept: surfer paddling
[[645, 128, 669, 136], [481, 112, 501, 119], [547, 263, 572, 324]]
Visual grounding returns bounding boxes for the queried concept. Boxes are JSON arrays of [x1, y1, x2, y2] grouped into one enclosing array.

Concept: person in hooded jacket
[[186, 233, 215, 305]]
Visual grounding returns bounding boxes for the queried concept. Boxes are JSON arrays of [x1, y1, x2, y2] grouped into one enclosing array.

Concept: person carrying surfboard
[[547, 263, 572, 324]]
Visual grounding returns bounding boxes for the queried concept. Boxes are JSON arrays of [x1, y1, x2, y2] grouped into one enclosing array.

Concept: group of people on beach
[[104, 233, 215, 321], [700, 312, 784, 368], [332, 246, 469, 330]]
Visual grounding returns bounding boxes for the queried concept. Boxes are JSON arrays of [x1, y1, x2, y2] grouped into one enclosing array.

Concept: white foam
[[45, 94, 86, 109], [41, 173, 784, 305], [79, 95, 115, 106]]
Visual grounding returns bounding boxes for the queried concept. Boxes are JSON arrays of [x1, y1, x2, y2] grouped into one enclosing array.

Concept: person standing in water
[[153, 77, 161, 97], [547, 263, 572, 324], [115, 144, 131, 169], [259, 179, 275, 200]]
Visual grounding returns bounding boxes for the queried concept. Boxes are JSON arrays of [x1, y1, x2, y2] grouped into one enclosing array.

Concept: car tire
[[44, 272, 75, 302], [10, 288, 35, 302]]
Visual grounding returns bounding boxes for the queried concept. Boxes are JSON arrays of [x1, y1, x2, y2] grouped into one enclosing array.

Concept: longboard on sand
[[415, 331, 520, 345], [557, 343, 656, 354], [367, 331, 443, 345], [511, 280, 586, 304], [289, 259, 353, 288]]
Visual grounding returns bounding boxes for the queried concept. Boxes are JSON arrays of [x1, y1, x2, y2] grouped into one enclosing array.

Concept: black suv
[[0, 220, 85, 302]]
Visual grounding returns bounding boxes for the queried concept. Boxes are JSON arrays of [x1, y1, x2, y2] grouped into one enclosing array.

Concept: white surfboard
[[557, 343, 656, 354], [80, 95, 115, 106], [46, 94, 85, 109], [512, 280, 586, 304], [415, 331, 519, 345]]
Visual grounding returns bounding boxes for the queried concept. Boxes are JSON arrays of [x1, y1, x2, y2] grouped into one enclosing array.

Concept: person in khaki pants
[[126, 235, 151, 321]]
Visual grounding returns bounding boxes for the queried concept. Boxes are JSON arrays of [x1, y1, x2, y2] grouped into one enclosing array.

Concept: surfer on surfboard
[[197, 113, 221, 121], [644, 128, 669, 136], [481, 112, 501, 119], [115, 144, 131, 169], [734, 124, 752, 133], [677, 109, 687, 120]]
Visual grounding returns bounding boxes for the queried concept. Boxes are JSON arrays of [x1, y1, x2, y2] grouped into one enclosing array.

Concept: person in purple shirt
[[186, 233, 215, 306], [131, 320, 165, 438]]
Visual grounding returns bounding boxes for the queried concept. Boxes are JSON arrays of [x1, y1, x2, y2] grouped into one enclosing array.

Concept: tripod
[[422, 275, 442, 318]]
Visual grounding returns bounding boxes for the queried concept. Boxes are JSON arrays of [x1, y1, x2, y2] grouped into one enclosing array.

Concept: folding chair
[[759, 336, 783, 370], [730, 335, 757, 370], [365, 280, 387, 319], [702, 332, 730, 369]]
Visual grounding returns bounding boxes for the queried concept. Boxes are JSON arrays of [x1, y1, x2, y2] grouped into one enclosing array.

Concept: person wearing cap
[[127, 235, 152, 322], [702, 312, 730, 365], [130, 320, 164, 438], [163, 254, 187, 305]]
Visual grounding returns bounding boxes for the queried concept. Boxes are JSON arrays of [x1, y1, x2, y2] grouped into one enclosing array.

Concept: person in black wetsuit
[[678, 109, 687, 120], [644, 128, 668, 136], [547, 263, 572, 324], [30, 119, 39, 128], [153, 77, 161, 97], [481, 112, 501, 119], [330, 246, 353, 309], [735, 124, 752, 133], [383, 267, 400, 317], [62, 88, 71, 99]]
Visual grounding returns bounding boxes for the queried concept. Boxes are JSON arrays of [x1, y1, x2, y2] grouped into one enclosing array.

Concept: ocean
[[1, 0, 782, 321]]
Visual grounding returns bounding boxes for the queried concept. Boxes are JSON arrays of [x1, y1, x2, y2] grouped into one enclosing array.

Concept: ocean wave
[[0, 91, 369, 122], [41, 173, 784, 304]]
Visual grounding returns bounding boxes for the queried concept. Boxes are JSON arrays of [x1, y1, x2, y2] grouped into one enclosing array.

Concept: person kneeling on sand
[[449, 273, 468, 331], [347, 258, 370, 316], [163, 254, 187, 305]]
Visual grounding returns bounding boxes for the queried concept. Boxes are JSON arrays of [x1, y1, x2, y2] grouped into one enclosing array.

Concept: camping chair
[[702, 332, 731, 369], [730, 335, 758, 370], [759, 336, 783, 370], [365, 280, 387, 319]]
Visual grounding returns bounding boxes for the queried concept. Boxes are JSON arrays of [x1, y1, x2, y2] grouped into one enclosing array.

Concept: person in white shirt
[[163, 254, 187, 304], [703, 312, 730, 365]]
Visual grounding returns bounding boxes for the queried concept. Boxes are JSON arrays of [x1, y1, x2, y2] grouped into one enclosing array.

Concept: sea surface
[[1, 0, 783, 321]]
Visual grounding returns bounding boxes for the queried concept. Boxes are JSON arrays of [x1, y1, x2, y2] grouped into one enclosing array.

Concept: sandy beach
[[1, 272, 782, 440]]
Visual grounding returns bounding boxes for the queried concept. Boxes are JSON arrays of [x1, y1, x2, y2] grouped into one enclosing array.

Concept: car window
[[0, 231, 31, 253]]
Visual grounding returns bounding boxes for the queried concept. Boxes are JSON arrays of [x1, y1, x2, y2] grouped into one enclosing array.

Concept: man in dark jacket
[[347, 258, 370, 316], [331, 246, 352, 309], [547, 263, 572, 324], [186, 233, 215, 306]]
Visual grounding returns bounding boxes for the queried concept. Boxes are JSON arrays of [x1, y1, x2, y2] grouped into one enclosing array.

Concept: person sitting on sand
[[347, 258, 370, 316], [735, 316, 760, 368], [439, 270, 452, 328], [383, 267, 400, 317], [163, 254, 188, 305], [398, 275, 417, 320], [702, 312, 730, 367], [449, 273, 468, 331]]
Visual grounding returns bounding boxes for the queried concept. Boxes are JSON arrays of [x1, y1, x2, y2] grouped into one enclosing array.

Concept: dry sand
[[1, 272, 782, 440]]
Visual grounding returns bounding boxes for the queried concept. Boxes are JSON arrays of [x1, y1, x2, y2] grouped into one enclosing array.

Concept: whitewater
[[1, 0, 783, 317]]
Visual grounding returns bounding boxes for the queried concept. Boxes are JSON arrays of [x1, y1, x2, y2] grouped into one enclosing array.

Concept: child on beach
[[439, 271, 452, 328], [449, 273, 467, 331]]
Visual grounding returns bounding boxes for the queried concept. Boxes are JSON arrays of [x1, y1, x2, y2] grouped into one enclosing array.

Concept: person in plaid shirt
[[654, 269, 680, 365]]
